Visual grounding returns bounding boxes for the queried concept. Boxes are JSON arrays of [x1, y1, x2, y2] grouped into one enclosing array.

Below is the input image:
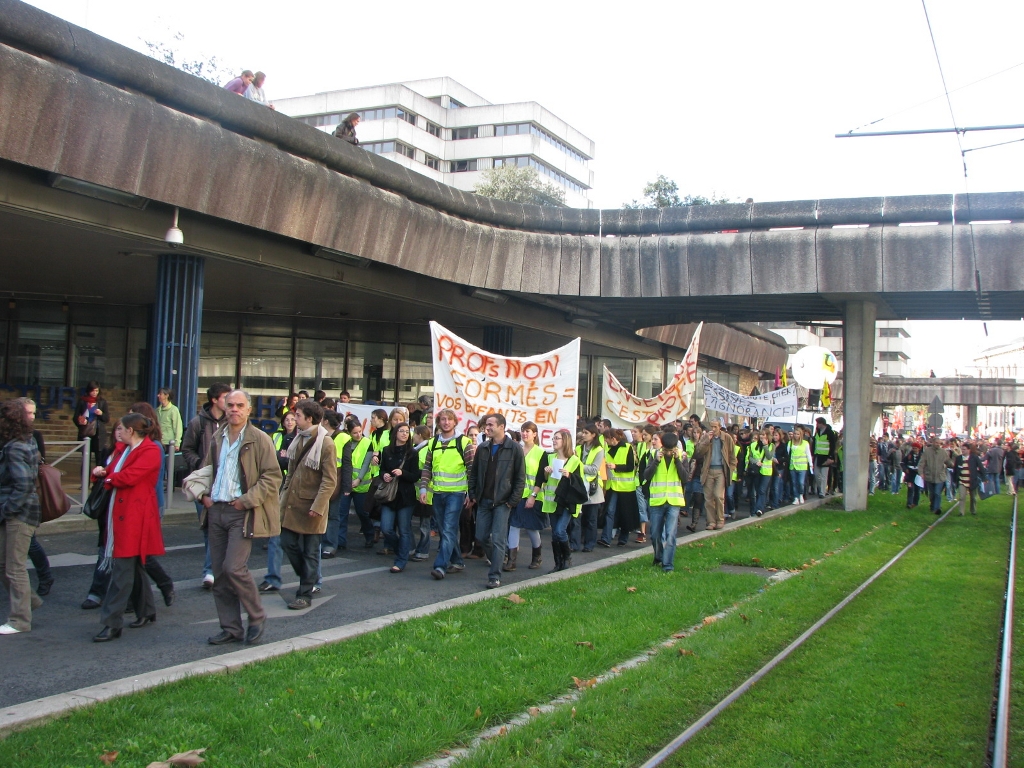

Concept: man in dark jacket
[[985, 440, 1006, 495], [468, 413, 526, 589], [180, 383, 230, 588], [812, 418, 837, 498]]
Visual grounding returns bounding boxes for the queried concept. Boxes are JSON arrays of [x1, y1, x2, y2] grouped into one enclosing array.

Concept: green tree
[[474, 164, 566, 207], [624, 174, 737, 208], [142, 31, 236, 86]]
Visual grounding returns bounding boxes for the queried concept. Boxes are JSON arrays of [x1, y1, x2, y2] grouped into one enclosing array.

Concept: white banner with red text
[[601, 322, 703, 428], [702, 376, 799, 420], [429, 321, 579, 448]]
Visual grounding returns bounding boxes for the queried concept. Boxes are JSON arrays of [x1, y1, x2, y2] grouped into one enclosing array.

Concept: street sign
[[928, 395, 943, 431]]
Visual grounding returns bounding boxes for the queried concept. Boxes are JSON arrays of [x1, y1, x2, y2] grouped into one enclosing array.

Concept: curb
[[39, 509, 198, 534], [0, 495, 839, 737]]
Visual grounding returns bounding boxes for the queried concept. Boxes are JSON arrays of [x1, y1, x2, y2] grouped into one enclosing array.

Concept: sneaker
[[202, 574, 215, 590], [257, 581, 279, 593], [411, 553, 429, 561], [486, 578, 501, 589], [0, 623, 22, 635], [446, 564, 465, 574], [287, 597, 312, 610], [431, 568, 446, 580], [311, 585, 322, 595], [321, 549, 336, 559], [597, 540, 611, 548]]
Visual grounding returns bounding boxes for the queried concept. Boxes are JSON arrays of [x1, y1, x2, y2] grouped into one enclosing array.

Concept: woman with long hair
[[598, 429, 640, 547], [0, 398, 43, 634], [74, 381, 110, 465], [534, 428, 584, 572], [273, 411, 300, 473], [573, 421, 605, 553], [128, 402, 175, 606], [506, 421, 546, 571], [91, 413, 165, 642], [378, 422, 419, 572]]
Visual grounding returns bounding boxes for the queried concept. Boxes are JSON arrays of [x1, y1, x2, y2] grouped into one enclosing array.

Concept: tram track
[[989, 492, 1018, 768]]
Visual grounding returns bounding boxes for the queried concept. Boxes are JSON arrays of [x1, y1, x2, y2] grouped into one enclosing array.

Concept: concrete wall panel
[[815, 226, 882, 293], [201, 132, 279, 231], [521, 232, 561, 295], [558, 237, 582, 296], [816, 197, 883, 226], [964, 223, 1024, 292], [578, 237, 601, 296], [686, 232, 752, 297], [750, 200, 818, 229], [493, 229, 528, 291], [358, 189, 410, 267], [658, 236, 688, 297], [750, 228, 817, 295], [687, 203, 750, 232], [262, 154, 330, 243], [600, 237, 622, 296], [951, 224, 977, 293], [882, 194, 953, 223], [0, 45, 74, 171], [430, 214, 467, 283], [459, 223, 488, 287], [639, 237, 661, 297], [881, 223, 953, 292], [615, 237, 642, 297], [954, 191, 1024, 223], [136, 109, 223, 213]]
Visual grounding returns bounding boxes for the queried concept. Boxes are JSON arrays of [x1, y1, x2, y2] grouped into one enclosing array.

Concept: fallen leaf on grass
[[474, 707, 482, 718], [507, 593, 526, 604], [710, 541, 716, 547], [740, 614, 749, 623], [571, 707, 576, 719], [833, 528, 841, 533], [100, 752, 118, 765], [892, 522, 899, 526], [751, 557, 761, 564], [801, 563, 810, 569], [498, 726, 508, 736], [678, 648, 697, 657], [575, 641, 595, 649], [695, 542, 704, 548], [767, 567, 778, 572], [146, 748, 207, 768], [671, 632, 688, 639], [528, 707, 541, 716], [896, 702, 906, 707], [572, 676, 597, 690], [702, 616, 718, 626], [611, 666, 621, 673], [626, 586, 637, 593]]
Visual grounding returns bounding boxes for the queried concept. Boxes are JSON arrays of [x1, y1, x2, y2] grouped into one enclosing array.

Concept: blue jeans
[[382, 504, 414, 569], [754, 475, 771, 515], [600, 494, 618, 544], [551, 506, 573, 543], [989, 473, 1002, 495], [726, 480, 736, 514], [649, 504, 681, 571], [890, 468, 901, 494], [432, 492, 466, 571], [194, 500, 213, 578], [635, 487, 648, 525], [323, 493, 346, 551], [415, 509, 433, 557], [264, 535, 283, 588], [928, 481, 945, 513], [769, 474, 784, 508], [476, 498, 512, 581], [576, 503, 600, 550], [790, 469, 807, 499]]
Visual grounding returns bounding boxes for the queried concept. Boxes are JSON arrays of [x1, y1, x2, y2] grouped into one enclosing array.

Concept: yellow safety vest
[[758, 444, 774, 476], [332, 431, 352, 467], [541, 453, 583, 516], [369, 428, 390, 479], [649, 458, 687, 507], [417, 445, 433, 505], [351, 438, 372, 493], [606, 445, 637, 492], [522, 444, 544, 499], [635, 441, 650, 478], [790, 441, 809, 470], [429, 436, 471, 494], [731, 444, 740, 482], [814, 432, 830, 456], [748, 443, 766, 473]]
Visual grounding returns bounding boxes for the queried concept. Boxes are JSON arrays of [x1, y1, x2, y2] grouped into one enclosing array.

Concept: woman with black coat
[[74, 381, 110, 466], [378, 423, 419, 573]]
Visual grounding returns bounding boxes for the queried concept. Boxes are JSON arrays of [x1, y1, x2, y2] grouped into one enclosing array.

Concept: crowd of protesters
[[3, 384, 1020, 643]]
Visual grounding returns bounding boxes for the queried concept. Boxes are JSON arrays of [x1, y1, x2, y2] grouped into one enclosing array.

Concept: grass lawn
[[0, 497, 956, 767], [459, 493, 1014, 768]]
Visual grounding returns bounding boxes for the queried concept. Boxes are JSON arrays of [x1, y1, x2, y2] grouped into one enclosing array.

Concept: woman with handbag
[[533, 429, 585, 573], [0, 398, 43, 635], [377, 423, 419, 573], [573, 422, 605, 554], [91, 413, 165, 642], [74, 381, 110, 466], [506, 421, 546, 571]]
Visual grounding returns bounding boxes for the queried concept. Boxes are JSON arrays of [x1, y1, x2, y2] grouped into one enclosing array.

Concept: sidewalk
[[42, 490, 198, 534]]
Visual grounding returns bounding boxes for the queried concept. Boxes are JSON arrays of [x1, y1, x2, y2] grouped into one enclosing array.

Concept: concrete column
[[147, 254, 205, 422], [965, 404, 978, 436], [842, 300, 876, 511]]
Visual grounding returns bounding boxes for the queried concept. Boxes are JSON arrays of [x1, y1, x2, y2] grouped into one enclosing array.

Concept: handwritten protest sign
[[702, 376, 798, 420], [429, 321, 579, 448], [333, 403, 383, 435], [602, 323, 703, 428]]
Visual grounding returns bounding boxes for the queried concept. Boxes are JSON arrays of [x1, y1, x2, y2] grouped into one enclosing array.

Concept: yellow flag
[[782, 367, 788, 387], [821, 380, 831, 408]]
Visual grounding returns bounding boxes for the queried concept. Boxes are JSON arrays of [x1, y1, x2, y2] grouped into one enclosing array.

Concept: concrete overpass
[[2, 0, 1024, 511]]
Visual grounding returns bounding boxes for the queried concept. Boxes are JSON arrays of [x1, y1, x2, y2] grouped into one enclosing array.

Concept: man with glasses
[[199, 390, 282, 645]]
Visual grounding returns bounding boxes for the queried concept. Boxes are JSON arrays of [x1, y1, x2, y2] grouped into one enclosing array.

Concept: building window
[[346, 342, 396, 403], [240, 335, 292, 399], [495, 123, 588, 164], [452, 126, 479, 141], [198, 332, 238, 400], [635, 359, 665, 399], [424, 154, 441, 171], [821, 327, 843, 337], [14, 322, 66, 388], [399, 344, 433, 403], [71, 326, 126, 390], [299, 113, 342, 128], [494, 156, 586, 194], [450, 159, 478, 173], [878, 351, 909, 362], [295, 338, 346, 395], [364, 140, 415, 158], [356, 106, 417, 123], [879, 327, 904, 338], [593, 357, 634, 416], [425, 121, 442, 138], [448, 98, 465, 109]]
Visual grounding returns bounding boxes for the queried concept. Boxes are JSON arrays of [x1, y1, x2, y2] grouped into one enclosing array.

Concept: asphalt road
[[1, 503, 761, 709]]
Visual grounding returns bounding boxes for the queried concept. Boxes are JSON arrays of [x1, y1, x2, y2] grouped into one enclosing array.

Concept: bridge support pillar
[[965, 405, 978, 437], [843, 300, 876, 511], [147, 253, 205, 423]]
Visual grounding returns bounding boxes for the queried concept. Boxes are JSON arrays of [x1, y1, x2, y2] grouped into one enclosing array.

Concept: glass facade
[[14, 322, 66, 387], [295, 338, 346, 395], [592, 357, 634, 419], [346, 342, 396, 403], [240, 335, 292, 398], [398, 344, 432, 403], [125, 327, 148, 392], [198, 332, 238, 393], [70, 325, 125, 389], [635, 359, 665, 399]]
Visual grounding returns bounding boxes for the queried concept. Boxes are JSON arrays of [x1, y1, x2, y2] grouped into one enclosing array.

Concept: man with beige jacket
[[279, 400, 337, 610], [200, 390, 282, 646]]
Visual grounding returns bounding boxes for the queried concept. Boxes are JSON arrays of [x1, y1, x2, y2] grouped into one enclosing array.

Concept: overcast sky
[[24, 0, 1024, 373]]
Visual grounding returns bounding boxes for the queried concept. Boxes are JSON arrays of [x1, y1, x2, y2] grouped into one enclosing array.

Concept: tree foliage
[[141, 31, 237, 86], [623, 174, 737, 209], [474, 164, 566, 207]]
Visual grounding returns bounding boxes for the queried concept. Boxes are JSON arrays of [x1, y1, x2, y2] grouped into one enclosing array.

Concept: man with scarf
[[200, 390, 282, 646], [278, 399, 337, 610]]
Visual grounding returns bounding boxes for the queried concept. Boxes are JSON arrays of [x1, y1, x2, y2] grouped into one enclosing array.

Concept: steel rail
[[991, 492, 1018, 768], [640, 502, 958, 768]]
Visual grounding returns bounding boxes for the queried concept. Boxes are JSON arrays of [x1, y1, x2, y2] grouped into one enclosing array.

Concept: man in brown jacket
[[694, 418, 737, 530], [279, 400, 337, 610], [200, 390, 282, 646]]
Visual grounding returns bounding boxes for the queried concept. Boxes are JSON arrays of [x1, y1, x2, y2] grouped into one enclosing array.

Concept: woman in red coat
[[92, 413, 165, 642]]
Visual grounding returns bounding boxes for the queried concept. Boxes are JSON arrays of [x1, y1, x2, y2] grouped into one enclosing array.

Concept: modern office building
[[767, 320, 912, 378], [274, 77, 595, 208]]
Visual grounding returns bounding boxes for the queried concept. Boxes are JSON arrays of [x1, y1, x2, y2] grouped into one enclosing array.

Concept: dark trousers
[[208, 502, 265, 638], [28, 535, 51, 583], [574, 503, 600, 550], [100, 556, 155, 629], [475, 499, 511, 582], [280, 528, 322, 599], [144, 556, 173, 595]]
